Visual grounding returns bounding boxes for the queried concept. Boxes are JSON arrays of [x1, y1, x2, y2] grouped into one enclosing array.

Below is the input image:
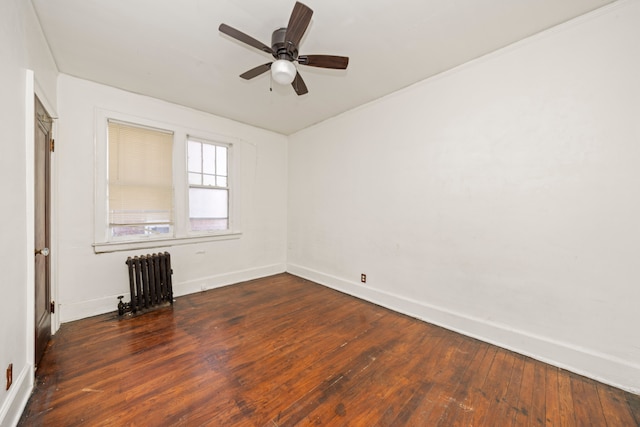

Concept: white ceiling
[[31, 0, 615, 135]]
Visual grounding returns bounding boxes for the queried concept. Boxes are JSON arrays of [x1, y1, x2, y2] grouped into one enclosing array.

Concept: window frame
[[93, 109, 241, 253], [186, 136, 231, 234]]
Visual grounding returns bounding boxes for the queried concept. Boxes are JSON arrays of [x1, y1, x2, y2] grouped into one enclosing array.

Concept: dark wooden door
[[34, 95, 52, 369]]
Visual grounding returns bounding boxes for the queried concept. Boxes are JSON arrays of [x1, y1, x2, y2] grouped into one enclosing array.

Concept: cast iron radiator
[[118, 252, 173, 315]]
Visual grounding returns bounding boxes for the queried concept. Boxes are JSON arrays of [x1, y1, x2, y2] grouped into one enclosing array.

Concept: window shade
[[108, 121, 173, 226]]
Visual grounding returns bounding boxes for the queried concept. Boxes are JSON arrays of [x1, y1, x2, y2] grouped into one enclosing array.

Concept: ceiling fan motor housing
[[272, 27, 297, 60]]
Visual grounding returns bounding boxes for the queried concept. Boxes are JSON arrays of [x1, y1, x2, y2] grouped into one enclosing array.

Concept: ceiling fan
[[218, 1, 349, 95]]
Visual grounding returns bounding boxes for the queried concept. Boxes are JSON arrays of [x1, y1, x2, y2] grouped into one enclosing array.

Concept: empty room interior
[[2, 0, 640, 425]]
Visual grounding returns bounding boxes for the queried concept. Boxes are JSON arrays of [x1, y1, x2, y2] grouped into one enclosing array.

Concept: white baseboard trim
[[173, 263, 287, 296], [59, 295, 118, 323], [287, 263, 640, 394], [0, 363, 33, 427], [59, 263, 287, 323]]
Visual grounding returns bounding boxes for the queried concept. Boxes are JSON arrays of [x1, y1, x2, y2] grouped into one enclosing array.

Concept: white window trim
[[185, 135, 232, 235], [93, 108, 242, 253]]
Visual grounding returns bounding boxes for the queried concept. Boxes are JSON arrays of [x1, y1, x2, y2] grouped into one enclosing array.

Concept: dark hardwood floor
[[19, 273, 640, 426]]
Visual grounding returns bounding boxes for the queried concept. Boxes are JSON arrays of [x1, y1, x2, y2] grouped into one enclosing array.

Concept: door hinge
[[50, 139, 55, 152], [50, 301, 55, 314]]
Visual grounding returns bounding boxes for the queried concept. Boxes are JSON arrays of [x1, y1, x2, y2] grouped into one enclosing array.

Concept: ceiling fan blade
[[219, 23, 273, 55], [298, 55, 349, 70], [291, 71, 308, 95], [240, 63, 273, 80], [285, 2, 313, 50]]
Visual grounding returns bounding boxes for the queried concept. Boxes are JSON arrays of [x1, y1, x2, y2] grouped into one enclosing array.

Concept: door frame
[[34, 81, 59, 335], [26, 71, 59, 374], [34, 93, 53, 368]]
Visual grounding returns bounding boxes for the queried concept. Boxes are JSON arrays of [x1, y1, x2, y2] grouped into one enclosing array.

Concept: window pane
[[111, 224, 172, 238], [217, 176, 227, 187], [203, 143, 216, 175], [187, 140, 201, 173], [202, 174, 216, 186], [189, 188, 228, 231], [189, 188, 228, 218], [190, 218, 228, 232], [188, 172, 201, 185], [216, 146, 227, 176]]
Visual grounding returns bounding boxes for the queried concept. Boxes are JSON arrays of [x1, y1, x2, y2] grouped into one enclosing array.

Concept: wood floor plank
[[266, 312, 427, 425], [557, 369, 577, 427], [267, 339, 390, 425], [627, 392, 640, 426], [499, 353, 526, 426], [18, 273, 640, 426], [571, 374, 608, 427], [544, 366, 561, 427], [365, 334, 452, 425], [385, 334, 476, 425], [474, 348, 517, 427], [416, 337, 483, 426], [279, 320, 438, 425], [596, 383, 638, 427], [513, 353, 536, 426], [255, 310, 402, 422], [530, 361, 547, 425], [447, 344, 499, 425]]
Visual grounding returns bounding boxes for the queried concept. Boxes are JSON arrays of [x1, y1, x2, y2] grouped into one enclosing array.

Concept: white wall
[[56, 75, 288, 323], [3, 6, 638, 427], [288, 0, 640, 393], [0, 0, 58, 425]]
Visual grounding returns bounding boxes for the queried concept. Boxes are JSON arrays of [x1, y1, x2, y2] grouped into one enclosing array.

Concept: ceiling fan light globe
[[271, 59, 296, 85]]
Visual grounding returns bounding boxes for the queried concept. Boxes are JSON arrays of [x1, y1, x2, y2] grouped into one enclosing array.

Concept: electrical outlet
[[361, 273, 366, 283], [6, 363, 12, 390]]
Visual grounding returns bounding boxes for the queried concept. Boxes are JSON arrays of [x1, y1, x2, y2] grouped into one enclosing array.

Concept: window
[[94, 109, 240, 253], [187, 138, 229, 232], [108, 120, 173, 239]]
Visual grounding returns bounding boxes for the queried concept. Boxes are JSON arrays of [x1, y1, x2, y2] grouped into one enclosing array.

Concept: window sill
[[93, 231, 242, 254]]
